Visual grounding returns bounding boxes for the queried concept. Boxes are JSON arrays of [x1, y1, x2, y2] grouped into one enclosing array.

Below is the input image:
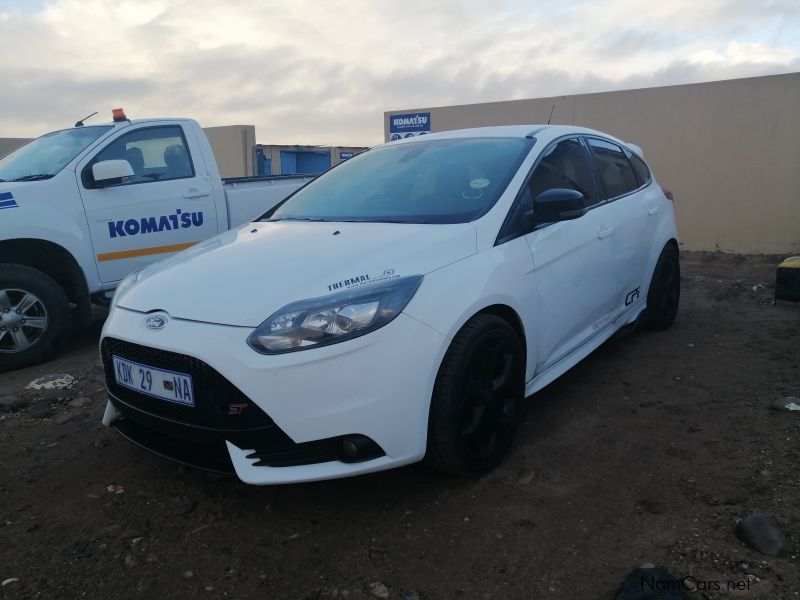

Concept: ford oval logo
[[145, 315, 168, 330]]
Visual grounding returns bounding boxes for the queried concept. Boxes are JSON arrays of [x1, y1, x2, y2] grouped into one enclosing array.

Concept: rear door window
[[587, 138, 639, 199]]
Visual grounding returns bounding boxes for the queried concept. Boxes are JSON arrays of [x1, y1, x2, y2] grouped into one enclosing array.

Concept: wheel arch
[[477, 304, 527, 363], [428, 301, 529, 391], [424, 304, 528, 475], [644, 236, 680, 293], [441, 303, 529, 389], [0, 238, 89, 305]]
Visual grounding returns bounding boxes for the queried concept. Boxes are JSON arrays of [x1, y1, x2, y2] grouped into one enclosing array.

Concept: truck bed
[[223, 174, 316, 228]]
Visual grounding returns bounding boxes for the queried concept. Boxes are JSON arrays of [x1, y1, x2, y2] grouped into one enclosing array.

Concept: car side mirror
[[533, 188, 586, 224], [92, 160, 134, 187]]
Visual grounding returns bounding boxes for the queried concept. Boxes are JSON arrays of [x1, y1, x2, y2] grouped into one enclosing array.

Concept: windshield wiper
[[339, 218, 427, 224], [264, 216, 328, 222], [14, 174, 54, 182]]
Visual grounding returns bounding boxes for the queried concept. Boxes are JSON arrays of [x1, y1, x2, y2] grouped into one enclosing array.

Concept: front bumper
[[100, 305, 447, 484]]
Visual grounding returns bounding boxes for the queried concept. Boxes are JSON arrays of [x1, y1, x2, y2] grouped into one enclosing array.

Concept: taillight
[[661, 187, 674, 201]]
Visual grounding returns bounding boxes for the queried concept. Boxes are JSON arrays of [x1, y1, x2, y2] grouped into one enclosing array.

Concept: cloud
[[0, 0, 797, 145]]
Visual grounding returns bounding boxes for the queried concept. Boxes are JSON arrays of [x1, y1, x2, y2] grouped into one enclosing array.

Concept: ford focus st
[[100, 125, 679, 484]]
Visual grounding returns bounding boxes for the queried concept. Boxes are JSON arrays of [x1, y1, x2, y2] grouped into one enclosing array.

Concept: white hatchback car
[[100, 125, 679, 484]]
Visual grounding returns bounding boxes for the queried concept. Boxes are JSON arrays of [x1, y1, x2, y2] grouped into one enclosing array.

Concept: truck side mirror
[[533, 188, 586, 224], [91, 160, 134, 187]]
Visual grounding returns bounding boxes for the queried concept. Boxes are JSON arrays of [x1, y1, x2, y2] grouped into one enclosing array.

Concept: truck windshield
[[266, 137, 532, 224], [0, 126, 113, 182]]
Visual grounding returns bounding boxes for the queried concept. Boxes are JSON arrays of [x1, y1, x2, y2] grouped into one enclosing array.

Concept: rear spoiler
[[625, 142, 644, 158]]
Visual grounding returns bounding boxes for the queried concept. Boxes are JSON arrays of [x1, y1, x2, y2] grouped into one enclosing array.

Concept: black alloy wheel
[[426, 313, 524, 476]]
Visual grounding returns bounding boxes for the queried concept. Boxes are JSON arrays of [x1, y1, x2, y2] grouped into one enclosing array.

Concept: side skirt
[[524, 301, 646, 397]]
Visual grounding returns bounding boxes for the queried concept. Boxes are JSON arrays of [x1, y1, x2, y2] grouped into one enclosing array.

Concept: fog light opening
[[342, 438, 359, 459], [337, 435, 385, 463]]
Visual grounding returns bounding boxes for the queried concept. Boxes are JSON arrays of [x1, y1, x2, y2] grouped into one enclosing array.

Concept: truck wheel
[[425, 314, 524, 477], [0, 264, 71, 372], [642, 243, 680, 330]]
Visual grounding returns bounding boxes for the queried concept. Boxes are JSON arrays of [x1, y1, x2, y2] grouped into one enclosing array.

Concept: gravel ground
[[0, 251, 798, 600]]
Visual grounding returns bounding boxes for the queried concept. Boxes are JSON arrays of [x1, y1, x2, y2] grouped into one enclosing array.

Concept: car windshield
[[0, 126, 112, 182], [266, 137, 532, 224]]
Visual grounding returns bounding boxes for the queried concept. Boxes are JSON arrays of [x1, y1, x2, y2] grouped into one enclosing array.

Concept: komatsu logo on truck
[[108, 209, 203, 238]]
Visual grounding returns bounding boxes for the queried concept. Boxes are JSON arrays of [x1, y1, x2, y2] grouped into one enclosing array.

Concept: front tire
[[642, 243, 680, 330], [0, 264, 71, 372], [425, 314, 524, 477]]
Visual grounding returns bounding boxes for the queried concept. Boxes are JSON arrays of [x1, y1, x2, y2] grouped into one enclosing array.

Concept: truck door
[[77, 124, 219, 283]]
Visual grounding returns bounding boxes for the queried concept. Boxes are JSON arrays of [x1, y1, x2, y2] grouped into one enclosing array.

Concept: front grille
[[102, 338, 387, 472], [101, 337, 275, 431]]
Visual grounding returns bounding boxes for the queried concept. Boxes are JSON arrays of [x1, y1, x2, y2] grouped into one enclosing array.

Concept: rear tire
[[425, 314, 524, 477], [642, 243, 680, 330], [0, 264, 71, 372]]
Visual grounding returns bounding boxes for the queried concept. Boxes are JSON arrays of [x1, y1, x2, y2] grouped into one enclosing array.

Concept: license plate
[[112, 355, 195, 407]]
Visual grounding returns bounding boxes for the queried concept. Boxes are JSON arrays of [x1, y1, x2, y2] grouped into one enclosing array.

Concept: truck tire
[[425, 314, 524, 477], [0, 264, 71, 372]]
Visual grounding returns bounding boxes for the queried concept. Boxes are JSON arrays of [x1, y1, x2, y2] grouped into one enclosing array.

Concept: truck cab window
[[91, 126, 194, 186]]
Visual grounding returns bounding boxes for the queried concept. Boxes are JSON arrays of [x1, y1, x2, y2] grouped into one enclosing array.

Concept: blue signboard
[[340, 152, 354, 160], [389, 112, 431, 134]]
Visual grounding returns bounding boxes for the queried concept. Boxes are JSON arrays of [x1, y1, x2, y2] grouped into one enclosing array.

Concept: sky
[[0, 0, 798, 146]]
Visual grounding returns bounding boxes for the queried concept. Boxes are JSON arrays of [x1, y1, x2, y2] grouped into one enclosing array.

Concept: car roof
[[383, 124, 640, 155]]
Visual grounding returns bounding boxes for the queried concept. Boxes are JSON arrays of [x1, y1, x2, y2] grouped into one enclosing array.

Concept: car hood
[[116, 220, 477, 326]]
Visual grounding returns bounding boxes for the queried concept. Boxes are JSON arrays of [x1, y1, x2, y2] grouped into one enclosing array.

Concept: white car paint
[[115, 221, 477, 326], [100, 124, 678, 484]]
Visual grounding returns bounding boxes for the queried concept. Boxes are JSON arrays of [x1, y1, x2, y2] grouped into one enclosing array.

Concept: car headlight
[[247, 275, 423, 354]]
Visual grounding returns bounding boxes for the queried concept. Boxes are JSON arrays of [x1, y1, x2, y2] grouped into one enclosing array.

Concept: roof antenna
[[74, 111, 98, 128], [546, 103, 556, 125]]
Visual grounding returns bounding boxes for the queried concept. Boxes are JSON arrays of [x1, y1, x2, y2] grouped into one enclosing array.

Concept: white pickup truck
[[0, 111, 314, 371]]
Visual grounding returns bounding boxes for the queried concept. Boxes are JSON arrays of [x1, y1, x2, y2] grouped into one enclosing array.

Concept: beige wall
[[203, 125, 256, 178], [0, 138, 32, 158], [385, 72, 800, 254]]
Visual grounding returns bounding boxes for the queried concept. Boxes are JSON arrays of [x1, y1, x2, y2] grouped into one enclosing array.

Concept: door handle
[[648, 207, 659, 216], [183, 189, 210, 199], [597, 226, 615, 239]]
